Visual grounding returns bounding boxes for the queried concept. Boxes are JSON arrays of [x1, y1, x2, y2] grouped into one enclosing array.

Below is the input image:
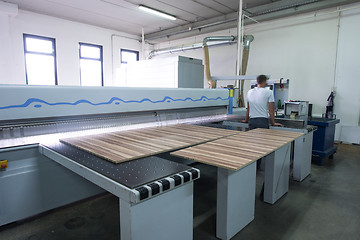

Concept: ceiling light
[[138, 5, 176, 21]]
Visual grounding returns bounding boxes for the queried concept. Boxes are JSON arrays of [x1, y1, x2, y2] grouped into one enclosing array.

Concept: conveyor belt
[[45, 141, 192, 189]]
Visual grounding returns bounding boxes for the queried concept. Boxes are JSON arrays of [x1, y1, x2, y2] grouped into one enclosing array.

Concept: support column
[[264, 143, 291, 204], [216, 162, 256, 240], [119, 183, 194, 240], [293, 131, 313, 181]]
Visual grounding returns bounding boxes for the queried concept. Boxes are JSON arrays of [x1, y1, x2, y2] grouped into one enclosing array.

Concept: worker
[[242, 74, 282, 170], [242, 74, 282, 129]]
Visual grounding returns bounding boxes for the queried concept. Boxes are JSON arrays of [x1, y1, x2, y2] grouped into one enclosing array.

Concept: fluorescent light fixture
[[138, 5, 176, 20]]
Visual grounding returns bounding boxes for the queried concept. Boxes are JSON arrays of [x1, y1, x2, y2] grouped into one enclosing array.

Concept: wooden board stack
[[171, 128, 304, 170], [60, 124, 238, 164]]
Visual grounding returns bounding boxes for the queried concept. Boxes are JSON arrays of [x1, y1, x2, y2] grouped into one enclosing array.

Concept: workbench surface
[[171, 128, 304, 170], [60, 124, 238, 164]]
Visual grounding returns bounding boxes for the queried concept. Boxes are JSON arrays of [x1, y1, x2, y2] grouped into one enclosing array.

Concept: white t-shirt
[[247, 87, 274, 118]]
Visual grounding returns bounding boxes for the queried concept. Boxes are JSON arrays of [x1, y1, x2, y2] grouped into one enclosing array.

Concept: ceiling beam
[[244, 0, 321, 15], [145, 0, 359, 42]]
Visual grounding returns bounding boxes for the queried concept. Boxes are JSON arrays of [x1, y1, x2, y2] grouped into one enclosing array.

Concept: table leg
[[293, 132, 313, 181], [216, 162, 256, 240], [264, 143, 291, 204], [119, 183, 194, 240]]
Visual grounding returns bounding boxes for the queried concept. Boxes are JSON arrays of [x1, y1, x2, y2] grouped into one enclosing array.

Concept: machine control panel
[[0, 160, 7, 169]]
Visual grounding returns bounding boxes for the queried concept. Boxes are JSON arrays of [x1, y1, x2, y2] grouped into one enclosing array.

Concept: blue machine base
[[312, 146, 337, 165]]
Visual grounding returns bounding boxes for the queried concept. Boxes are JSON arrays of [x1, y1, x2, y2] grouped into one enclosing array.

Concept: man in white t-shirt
[[243, 75, 282, 129]]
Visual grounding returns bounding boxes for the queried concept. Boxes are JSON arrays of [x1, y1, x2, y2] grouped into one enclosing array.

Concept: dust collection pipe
[[238, 35, 254, 107], [147, 35, 253, 90], [203, 36, 236, 88]]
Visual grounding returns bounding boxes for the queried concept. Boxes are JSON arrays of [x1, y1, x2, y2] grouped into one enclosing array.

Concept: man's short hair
[[257, 75, 268, 84]]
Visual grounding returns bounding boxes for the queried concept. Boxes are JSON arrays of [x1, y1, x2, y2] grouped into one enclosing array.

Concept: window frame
[[79, 42, 104, 86], [23, 33, 58, 85], [120, 49, 139, 64]]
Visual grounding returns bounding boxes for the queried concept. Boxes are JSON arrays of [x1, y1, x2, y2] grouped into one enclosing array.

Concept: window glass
[[23, 34, 57, 85], [121, 49, 139, 64], [80, 59, 102, 86], [79, 43, 103, 86], [80, 45, 101, 59], [25, 54, 56, 85], [25, 37, 54, 53]]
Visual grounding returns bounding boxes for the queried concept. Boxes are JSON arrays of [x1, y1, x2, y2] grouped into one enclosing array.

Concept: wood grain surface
[[171, 128, 304, 171], [60, 124, 238, 164]]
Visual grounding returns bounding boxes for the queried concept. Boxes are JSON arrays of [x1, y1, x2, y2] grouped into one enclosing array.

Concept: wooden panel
[[60, 124, 238, 164], [250, 128, 304, 139], [171, 128, 304, 171]]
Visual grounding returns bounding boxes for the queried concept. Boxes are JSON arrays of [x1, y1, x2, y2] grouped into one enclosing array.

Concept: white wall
[[0, 8, 144, 86], [245, 13, 338, 116], [151, 3, 360, 143], [333, 7, 360, 143]]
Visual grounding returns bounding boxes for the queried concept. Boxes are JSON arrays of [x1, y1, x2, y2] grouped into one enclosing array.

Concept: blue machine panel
[[0, 86, 229, 121]]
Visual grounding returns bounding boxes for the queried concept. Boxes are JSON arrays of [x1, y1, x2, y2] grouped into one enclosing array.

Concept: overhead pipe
[[148, 36, 236, 59], [148, 43, 203, 59]]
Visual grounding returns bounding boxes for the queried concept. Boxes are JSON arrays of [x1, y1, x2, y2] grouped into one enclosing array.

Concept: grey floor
[[0, 143, 359, 240]]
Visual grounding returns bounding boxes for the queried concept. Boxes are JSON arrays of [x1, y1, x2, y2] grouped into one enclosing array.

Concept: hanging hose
[[203, 36, 236, 88], [238, 35, 254, 107], [203, 45, 216, 88]]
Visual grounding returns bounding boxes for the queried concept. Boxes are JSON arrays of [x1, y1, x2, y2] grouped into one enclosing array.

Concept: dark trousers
[[249, 117, 269, 130], [249, 118, 269, 169]]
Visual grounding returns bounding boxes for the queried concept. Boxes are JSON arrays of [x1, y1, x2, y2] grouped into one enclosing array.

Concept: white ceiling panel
[[4, 0, 358, 42]]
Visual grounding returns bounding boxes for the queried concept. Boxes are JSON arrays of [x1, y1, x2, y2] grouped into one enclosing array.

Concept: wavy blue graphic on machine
[[0, 95, 230, 110]]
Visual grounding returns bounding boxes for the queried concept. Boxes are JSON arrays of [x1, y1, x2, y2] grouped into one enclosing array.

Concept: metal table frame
[[214, 142, 291, 240], [40, 145, 197, 240]]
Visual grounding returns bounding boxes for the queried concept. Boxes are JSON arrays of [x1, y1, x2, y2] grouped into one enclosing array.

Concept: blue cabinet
[[308, 117, 340, 165]]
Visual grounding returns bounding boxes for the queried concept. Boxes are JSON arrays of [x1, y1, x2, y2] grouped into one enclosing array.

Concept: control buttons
[[0, 160, 7, 169]]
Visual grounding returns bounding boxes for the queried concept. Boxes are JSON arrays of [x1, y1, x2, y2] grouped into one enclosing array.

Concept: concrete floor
[[0, 143, 359, 240]]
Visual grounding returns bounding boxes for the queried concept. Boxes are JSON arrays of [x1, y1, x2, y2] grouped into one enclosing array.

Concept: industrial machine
[[0, 85, 231, 239], [0, 84, 318, 239], [284, 101, 309, 125]]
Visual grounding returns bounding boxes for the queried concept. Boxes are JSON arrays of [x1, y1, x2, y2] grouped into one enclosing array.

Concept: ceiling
[[4, 0, 360, 43]]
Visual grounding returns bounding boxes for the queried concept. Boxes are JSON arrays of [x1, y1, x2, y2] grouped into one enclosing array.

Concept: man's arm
[[269, 102, 282, 126], [242, 102, 250, 123]]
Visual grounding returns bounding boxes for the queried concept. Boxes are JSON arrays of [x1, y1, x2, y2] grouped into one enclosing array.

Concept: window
[[79, 43, 103, 86], [121, 49, 139, 64], [23, 34, 57, 85]]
